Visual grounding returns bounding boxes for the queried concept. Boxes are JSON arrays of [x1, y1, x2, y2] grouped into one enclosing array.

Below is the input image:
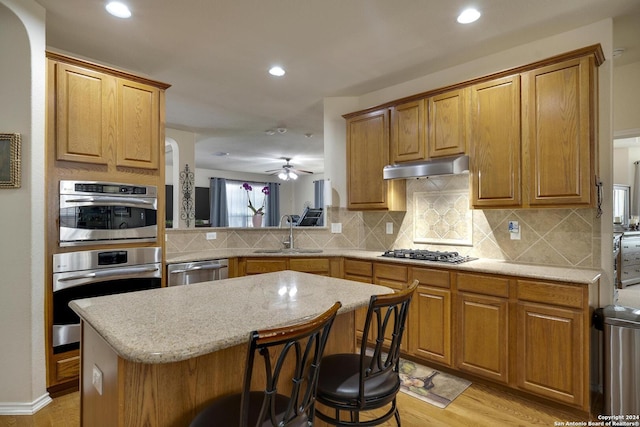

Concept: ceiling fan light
[[289, 171, 298, 180], [278, 172, 288, 180]]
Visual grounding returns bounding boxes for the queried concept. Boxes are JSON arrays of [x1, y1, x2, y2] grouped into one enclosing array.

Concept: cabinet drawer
[[411, 267, 450, 288], [344, 259, 373, 277], [244, 258, 287, 275], [516, 280, 584, 309], [289, 258, 330, 274], [456, 272, 509, 297], [56, 355, 80, 382], [374, 263, 408, 281]]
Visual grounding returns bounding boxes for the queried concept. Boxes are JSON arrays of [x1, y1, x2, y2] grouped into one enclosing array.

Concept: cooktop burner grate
[[381, 249, 477, 264]]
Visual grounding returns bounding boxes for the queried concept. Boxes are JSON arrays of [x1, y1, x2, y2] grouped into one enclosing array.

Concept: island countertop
[[69, 270, 391, 364]]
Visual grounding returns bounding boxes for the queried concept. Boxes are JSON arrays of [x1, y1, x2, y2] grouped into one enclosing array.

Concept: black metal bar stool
[[190, 301, 342, 427], [313, 281, 418, 426]]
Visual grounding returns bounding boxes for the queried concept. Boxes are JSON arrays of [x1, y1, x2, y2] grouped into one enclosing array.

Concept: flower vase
[[252, 213, 263, 228]]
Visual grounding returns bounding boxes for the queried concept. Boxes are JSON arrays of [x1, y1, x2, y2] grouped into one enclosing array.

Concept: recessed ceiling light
[[457, 8, 481, 24], [106, 1, 132, 18], [269, 66, 286, 77]]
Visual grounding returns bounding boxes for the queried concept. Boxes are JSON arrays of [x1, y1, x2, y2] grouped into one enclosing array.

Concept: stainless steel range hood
[[383, 155, 469, 180]]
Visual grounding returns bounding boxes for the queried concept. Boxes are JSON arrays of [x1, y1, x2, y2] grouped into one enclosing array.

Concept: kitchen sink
[[253, 248, 323, 254]]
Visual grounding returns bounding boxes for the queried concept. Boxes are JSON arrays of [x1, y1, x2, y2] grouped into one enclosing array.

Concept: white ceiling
[[35, 0, 640, 175]]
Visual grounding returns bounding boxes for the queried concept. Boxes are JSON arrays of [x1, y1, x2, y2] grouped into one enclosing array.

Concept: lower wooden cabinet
[[455, 292, 509, 384], [239, 257, 337, 276], [516, 301, 584, 406], [515, 279, 588, 408], [408, 267, 452, 366], [344, 258, 374, 341]]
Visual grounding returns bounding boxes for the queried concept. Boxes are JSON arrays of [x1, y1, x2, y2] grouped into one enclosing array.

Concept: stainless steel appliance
[[603, 305, 640, 415], [380, 249, 477, 264], [52, 247, 162, 353], [167, 259, 229, 286], [59, 180, 158, 247], [619, 234, 640, 288]]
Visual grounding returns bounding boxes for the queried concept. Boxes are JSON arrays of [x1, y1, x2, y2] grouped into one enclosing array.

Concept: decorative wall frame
[[179, 163, 195, 227], [0, 133, 21, 189]]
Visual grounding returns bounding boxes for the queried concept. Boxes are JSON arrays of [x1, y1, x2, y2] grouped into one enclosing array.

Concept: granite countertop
[[166, 249, 602, 285], [69, 270, 391, 364]]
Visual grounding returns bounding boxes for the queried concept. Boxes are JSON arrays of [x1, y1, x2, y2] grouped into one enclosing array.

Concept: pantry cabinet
[[345, 109, 406, 211], [48, 52, 168, 171]]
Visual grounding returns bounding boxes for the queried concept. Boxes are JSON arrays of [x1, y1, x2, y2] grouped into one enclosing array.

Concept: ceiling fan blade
[[291, 168, 313, 174]]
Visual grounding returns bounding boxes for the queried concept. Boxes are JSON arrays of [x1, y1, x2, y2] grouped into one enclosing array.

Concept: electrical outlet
[[331, 223, 342, 234], [206, 232, 217, 240], [386, 222, 393, 234], [92, 365, 103, 395], [508, 220, 521, 240]]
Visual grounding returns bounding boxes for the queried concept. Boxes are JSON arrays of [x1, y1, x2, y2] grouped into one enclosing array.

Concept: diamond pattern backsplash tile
[[166, 175, 601, 268], [414, 189, 472, 246]]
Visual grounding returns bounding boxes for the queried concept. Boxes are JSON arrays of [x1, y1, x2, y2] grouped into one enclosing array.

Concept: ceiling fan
[[266, 158, 313, 181]]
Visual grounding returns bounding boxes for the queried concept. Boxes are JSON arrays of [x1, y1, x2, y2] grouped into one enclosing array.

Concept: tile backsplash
[[166, 174, 601, 268]]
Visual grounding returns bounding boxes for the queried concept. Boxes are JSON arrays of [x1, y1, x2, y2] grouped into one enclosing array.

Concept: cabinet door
[[347, 109, 406, 210], [456, 292, 509, 384], [391, 99, 425, 163], [522, 56, 594, 207], [373, 263, 409, 351], [117, 79, 160, 169], [55, 62, 114, 165], [516, 302, 584, 407], [410, 286, 451, 366], [470, 75, 521, 207], [289, 258, 330, 276], [428, 88, 467, 158], [243, 258, 288, 275]]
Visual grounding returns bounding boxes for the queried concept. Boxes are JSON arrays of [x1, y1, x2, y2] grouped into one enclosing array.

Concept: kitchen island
[[69, 270, 391, 427]]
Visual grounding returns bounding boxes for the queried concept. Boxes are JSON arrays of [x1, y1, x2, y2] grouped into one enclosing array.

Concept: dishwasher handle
[[169, 262, 226, 274]]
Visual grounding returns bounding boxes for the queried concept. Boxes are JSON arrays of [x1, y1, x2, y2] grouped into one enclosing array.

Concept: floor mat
[[398, 359, 471, 409]]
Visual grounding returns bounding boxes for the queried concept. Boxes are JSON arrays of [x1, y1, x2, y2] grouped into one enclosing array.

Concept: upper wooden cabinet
[[54, 62, 114, 165], [389, 88, 467, 164], [117, 79, 161, 169], [390, 99, 425, 163], [471, 54, 598, 209], [427, 88, 467, 158], [470, 75, 522, 207], [346, 108, 406, 211], [522, 56, 596, 207], [48, 52, 169, 170]]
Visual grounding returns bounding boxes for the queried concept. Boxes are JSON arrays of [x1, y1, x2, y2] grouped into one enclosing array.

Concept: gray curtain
[[265, 182, 280, 226], [209, 177, 229, 227], [314, 180, 325, 226]]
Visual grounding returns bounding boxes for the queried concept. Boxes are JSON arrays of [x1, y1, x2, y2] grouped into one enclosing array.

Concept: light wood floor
[[0, 382, 595, 427]]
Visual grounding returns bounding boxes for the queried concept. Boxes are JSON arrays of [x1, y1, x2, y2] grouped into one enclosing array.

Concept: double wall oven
[[52, 180, 163, 355]]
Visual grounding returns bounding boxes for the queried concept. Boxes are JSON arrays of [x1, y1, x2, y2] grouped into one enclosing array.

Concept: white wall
[[0, 0, 48, 413], [614, 61, 640, 132]]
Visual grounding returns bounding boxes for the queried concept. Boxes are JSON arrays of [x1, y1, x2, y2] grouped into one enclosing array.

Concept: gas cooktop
[[381, 249, 477, 264]]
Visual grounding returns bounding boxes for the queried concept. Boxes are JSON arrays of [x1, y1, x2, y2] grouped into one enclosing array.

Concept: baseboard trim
[[0, 393, 52, 415]]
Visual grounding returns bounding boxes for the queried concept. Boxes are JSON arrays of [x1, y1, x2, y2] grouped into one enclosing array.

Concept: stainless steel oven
[[59, 180, 158, 247], [52, 247, 162, 353]]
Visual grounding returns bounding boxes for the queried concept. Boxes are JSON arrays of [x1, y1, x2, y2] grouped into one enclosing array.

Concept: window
[[226, 180, 267, 227]]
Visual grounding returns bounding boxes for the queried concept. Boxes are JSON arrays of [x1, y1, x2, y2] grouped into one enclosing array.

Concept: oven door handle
[[54, 265, 161, 292], [65, 196, 155, 206]]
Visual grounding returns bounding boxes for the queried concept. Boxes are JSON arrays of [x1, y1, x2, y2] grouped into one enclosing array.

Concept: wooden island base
[[80, 312, 355, 427]]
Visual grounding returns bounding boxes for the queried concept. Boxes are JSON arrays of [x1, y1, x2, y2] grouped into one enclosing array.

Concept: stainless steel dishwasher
[[167, 259, 229, 286]]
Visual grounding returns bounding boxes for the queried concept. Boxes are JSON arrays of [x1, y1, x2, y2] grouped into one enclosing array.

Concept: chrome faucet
[[280, 214, 295, 249]]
